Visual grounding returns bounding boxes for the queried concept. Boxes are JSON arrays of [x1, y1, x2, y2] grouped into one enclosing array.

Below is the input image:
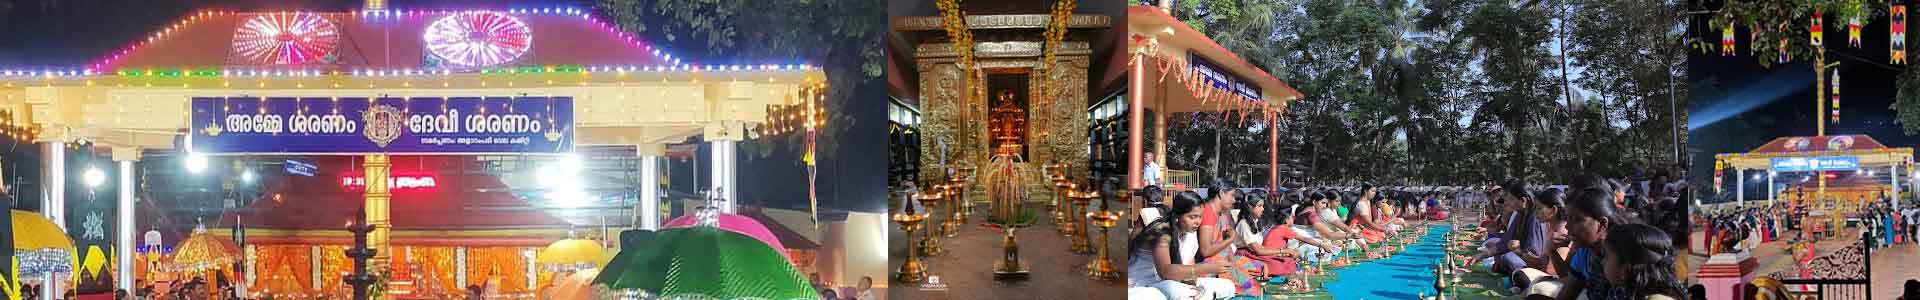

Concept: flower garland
[[936, 0, 977, 109], [1130, 47, 1276, 127], [1037, 0, 1076, 119]]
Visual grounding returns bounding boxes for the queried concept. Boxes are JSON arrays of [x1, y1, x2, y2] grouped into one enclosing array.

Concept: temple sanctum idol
[[890, 6, 1122, 183], [885, 1, 1130, 299]]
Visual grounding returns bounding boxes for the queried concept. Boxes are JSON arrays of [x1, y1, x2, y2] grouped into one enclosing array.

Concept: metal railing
[[1776, 233, 1871, 300]]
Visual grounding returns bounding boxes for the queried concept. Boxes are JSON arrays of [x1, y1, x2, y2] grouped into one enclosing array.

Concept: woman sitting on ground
[[1126, 191, 1235, 300], [1473, 180, 1548, 273], [1601, 223, 1686, 300], [1347, 184, 1389, 244], [1319, 191, 1371, 254], [1550, 185, 1629, 300], [1291, 191, 1349, 265], [1228, 193, 1292, 296], [1196, 180, 1240, 265]]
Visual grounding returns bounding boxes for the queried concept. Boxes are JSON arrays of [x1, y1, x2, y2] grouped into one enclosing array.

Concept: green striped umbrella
[[592, 227, 816, 300]]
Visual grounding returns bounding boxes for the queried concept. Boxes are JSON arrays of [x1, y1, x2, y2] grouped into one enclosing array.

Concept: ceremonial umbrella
[[545, 268, 598, 300], [535, 238, 606, 271], [662, 213, 788, 259], [170, 225, 239, 273], [591, 227, 815, 299], [11, 210, 77, 278]]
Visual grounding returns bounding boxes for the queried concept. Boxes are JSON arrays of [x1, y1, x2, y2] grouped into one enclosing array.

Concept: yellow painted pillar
[[364, 154, 392, 271]]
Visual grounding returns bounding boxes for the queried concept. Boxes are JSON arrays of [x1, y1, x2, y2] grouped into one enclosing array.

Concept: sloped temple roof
[[2, 7, 815, 78]]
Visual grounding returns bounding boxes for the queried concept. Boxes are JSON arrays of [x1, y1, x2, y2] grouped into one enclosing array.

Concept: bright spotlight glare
[[83, 167, 106, 187], [242, 169, 257, 183], [185, 153, 209, 173]]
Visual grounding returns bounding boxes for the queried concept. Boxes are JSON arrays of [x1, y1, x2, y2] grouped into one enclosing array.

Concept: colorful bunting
[[1850, 16, 1863, 47], [1897, 2, 1909, 64], [1723, 20, 1737, 55], [1832, 69, 1842, 122], [1714, 159, 1725, 193], [1812, 11, 1825, 47]]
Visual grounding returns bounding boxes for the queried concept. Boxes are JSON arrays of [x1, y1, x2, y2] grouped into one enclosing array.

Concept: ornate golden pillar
[[364, 154, 392, 270]]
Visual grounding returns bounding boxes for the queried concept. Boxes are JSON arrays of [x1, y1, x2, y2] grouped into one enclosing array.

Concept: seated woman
[[1318, 192, 1371, 255], [1291, 191, 1348, 267], [1127, 191, 1235, 300], [1601, 223, 1686, 300], [1509, 189, 1569, 289], [1270, 199, 1345, 291], [1551, 185, 1627, 300], [1346, 185, 1389, 245], [1471, 179, 1545, 276], [1229, 194, 1293, 295]]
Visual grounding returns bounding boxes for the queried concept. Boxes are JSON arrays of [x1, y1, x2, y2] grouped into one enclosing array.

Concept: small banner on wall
[[66, 145, 117, 294], [189, 97, 574, 154]]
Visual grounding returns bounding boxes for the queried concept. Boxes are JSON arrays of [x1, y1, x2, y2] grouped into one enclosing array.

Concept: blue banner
[[1189, 52, 1262, 101], [190, 97, 573, 154], [1770, 156, 1860, 172]]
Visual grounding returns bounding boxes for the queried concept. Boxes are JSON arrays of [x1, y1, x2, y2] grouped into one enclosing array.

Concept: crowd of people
[[1123, 180, 1452, 300], [1465, 174, 1693, 300], [1121, 161, 1706, 300]]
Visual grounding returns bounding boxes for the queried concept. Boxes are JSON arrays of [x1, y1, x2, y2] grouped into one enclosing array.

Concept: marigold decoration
[[1723, 20, 1737, 55], [1812, 11, 1825, 47], [423, 11, 533, 67], [231, 12, 339, 65], [1897, 2, 1909, 64], [1849, 16, 1863, 47], [1036, 0, 1075, 119], [935, 0, 977, 108]]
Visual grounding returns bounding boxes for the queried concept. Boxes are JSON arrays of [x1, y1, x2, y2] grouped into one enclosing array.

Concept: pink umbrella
[[662, 213, 788, 259]]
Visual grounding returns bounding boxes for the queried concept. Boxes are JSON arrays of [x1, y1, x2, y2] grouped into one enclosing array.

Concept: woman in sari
[[1127, 191, 1234, 300]]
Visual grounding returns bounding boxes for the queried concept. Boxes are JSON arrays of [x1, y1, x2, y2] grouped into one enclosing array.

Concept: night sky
[[1688, 11, 1916, 149]]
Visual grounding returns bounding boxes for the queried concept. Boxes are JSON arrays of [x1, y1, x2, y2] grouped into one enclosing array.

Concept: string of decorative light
[[67, 7, 681, 75]]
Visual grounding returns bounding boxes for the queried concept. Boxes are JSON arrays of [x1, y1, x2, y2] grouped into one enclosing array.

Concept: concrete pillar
[[708, 139, 739, 214], [1269, 118, 1278, 190], [1768, 171, 1776, 206], [1127, 49, 1145, 189], [363, 154, 391, 268], [1736, 169, 1744, 206], [1895, 165, 1902, 212], [41, 141, 64, 298], [638, 145, 663, 230], [115, 150, 137, 293]]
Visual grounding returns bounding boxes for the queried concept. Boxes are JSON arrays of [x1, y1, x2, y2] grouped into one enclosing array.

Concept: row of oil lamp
[[891, 163, 1124, 283]]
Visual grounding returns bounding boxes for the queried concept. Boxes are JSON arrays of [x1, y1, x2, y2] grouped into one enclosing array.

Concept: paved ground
[[1871, 243, 1920, 300], [885, 203, 1127, 300]]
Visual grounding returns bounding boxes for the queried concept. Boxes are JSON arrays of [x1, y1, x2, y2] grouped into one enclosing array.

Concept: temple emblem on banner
[[361, 105, 406, 148]]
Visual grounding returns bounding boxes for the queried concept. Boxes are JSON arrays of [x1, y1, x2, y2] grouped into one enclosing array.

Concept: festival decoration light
[[231, 12, 340, 65], [424, 11, 534, 67], [3, 7, 702, 78]]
